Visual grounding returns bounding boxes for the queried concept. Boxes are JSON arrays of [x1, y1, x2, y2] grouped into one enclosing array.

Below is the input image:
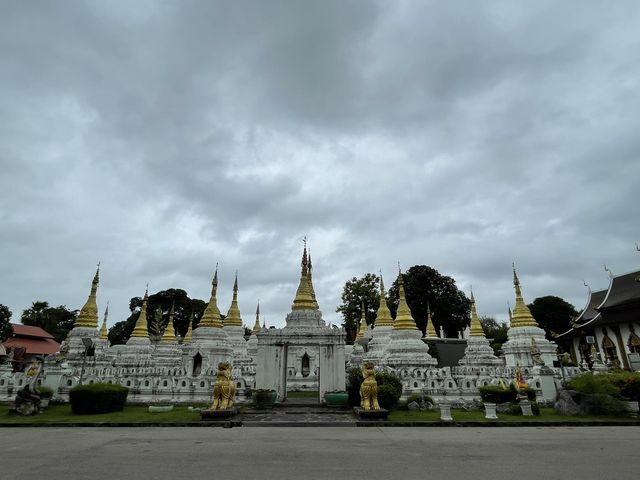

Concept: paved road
[[1, 426, 638, 480]]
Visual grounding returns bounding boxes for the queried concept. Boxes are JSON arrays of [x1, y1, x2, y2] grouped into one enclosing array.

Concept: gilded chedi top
[[224, 273, 243, 327], [426, 303, 437, 337], [130, 288, 150, 338], [374, 275, 393, 327], [252, 302, 261, 334], [510, 266, 540, 328], [355, 301, 367, 340], [468, 289, 486, 337], [291, 244, 319, 311], [198, 267, 223, 328], [393, 270, 419, 331], [160, 301, 177, 343], [183, 311, 193, 343], [74, 265, 100, 329], [99, 303, 109, 340]]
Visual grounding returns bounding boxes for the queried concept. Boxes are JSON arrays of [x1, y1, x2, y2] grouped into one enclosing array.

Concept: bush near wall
[[566, 372, 640, 400], [478, 384, 536, 403], [69, 383, 129, 414]]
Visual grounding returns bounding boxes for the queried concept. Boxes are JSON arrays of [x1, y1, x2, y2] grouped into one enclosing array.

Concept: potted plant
[[323, 390, 348, 407], [254, 389, 277, 409], [37, 385, 54, 408]]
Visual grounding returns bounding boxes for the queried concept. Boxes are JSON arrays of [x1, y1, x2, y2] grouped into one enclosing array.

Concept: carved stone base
[[200, 408, 239, 421], [353, 407, 389, 420]]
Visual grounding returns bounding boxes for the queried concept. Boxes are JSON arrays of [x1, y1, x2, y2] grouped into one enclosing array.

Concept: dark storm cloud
[[1, 0, 639, 328]]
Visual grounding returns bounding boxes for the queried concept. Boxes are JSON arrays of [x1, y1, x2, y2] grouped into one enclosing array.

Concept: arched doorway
[[192, 353, 203, 377], [301, 352, 310, 377]]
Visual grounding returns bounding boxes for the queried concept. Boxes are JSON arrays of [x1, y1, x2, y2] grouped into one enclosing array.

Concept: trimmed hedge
[[36, 385, 54, 399], [479, 384, 536, 403], [69, 383, 128, 414]]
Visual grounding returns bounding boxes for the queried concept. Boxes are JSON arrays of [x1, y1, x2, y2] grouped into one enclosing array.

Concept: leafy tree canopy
[[479, 316, 509, 354], [0, 304, 13, 342], [527, 295, 578, 341], [335, 273, 380, 343], [387, 265, 470, 338], [21, 301, 78, 343], [108, 288, 207, 346]]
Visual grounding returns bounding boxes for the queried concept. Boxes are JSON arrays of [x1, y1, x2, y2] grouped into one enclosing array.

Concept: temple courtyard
[[1, 426, 638, 480]]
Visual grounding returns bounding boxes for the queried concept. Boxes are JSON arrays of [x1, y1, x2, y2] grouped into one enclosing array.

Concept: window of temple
[[163, 380, 168, 387], [414, 382, 418, 388], [144, 380, 149, 387], [192, 353, 203, 377], [601, 335, 618, 362], [67, 380, 72, 386], [628, 330, 640, 354], [301, 353, 310, 377], [200, 381, 205, 388]]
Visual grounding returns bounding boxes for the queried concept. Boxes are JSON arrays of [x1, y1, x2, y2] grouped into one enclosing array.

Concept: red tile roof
[[9, 324, 55, 339], [3, 337, 60, 355]]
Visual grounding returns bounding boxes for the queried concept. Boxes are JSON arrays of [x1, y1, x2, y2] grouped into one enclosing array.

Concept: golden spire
[[99, 302, 109, 340], [468, 288, 485, 337], [511, 265, 539, 328], [130, 287, 150, 338], [224, 272, 243, 326], [160, 300, 177, 343], [198, 265, 223, 328], [291, 239, 318, 311], [308, 250, 319, 309], [252, 301, 261, 334], [374, 274, 393, 327], [393, 267, 419, 331], [355, 300, 367, 340], [426, 303, 437, 337], [74, 263, 100, 328], [183, 310, 193, 343]]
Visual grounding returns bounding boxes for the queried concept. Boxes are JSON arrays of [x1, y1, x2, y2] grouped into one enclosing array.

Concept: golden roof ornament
[[99, 302, 109, 340], [469, 287, 486, 337], [308, 250, 319, 310], [355, 300, 367, 340], [130, 286, 150, 338], [510, 264, 540, 328], [198, 265, 224, 328], [374, 274, 393, 327], [224, 272, 243, 326], [160, 300, 177, 343], [183, 310, 194, 343], [393, 266, 419, 331], [291, 238, 319, 311], [74, 263, 101, 329], [252, 301, 261, 334], [426, 303, 437, 337]]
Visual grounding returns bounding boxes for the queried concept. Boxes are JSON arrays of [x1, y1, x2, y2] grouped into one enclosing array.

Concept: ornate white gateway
[[255, 245, 346, 401]]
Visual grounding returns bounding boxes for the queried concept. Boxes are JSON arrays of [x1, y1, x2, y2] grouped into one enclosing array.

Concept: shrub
[[565, 373, 619, 396], [585, 393, 628, 416], [608, 372, 640, 401], [346, 366, 403, 409], [69, 383, 128, 414], [478, 385, 517, 404], [37, 385, 54, 399]]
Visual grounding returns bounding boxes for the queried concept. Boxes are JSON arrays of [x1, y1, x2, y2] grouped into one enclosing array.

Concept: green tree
[[387, 266, 470, 338], [528, 295, 578, 341], [0, 304, 13, 341], [21, 301, 78, 343], [479, 316, 509, 354], [336, 273, 380, 343], [108, 288, 207, 345]]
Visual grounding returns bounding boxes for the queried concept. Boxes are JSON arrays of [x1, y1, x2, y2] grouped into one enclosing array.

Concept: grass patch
[[286, 391, 319, 398], [0, 404, 205, 424], [388, 407, 637, 423]]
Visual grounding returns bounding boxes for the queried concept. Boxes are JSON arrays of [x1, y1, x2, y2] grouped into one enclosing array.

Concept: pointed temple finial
[[307, 248, 319, 309], [426, 302, 437, 337], [374, 273, 393, 327], [355, 300, 367, 341], [183, 310, 193, 343], [468, 288, 485, 337], [199, 266, 224, 328], [224, 271, 243, 326], [393, 268, 419, 331], [130, 288, 151, 338], [99, 302, 109, 340], [160, 300, 177, 343], [252, 301, 261, 334], [291, 241, 319, 311], [74, 265, 101, 329], [510, 267, 539, 328]]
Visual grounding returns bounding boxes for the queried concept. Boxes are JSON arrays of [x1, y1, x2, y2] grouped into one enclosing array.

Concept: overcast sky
[[1, 0, 639, 331]]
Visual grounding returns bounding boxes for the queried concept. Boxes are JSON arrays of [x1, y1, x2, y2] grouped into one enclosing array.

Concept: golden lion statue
[[360, 361, 380, 410], [211, 361, 237, 410]]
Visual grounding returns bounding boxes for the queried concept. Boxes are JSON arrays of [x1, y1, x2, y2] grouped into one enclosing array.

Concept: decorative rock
[[439, 402, 453, 421], [407, 401, 420, 411], [484, 403, 498, 420], [554, 390, 583, 416]]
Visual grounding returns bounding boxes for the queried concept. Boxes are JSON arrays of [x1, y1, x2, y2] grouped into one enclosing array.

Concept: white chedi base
[[502, 326, 557, 367], [458, 337, 503, 367], [363, 326, 392, 363], [384, 329, 437, 368]]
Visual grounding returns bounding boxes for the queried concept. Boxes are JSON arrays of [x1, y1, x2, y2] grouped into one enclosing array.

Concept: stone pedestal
[[439, 402, 453, 421], [484, 403, 498, 420], [353, 406, 389, 420], [519, 399, 534, 416], [200, 407, 239, 420]]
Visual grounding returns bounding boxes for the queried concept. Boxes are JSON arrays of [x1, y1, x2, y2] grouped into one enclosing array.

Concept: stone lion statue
[[360, 361, 380, 411], [211, 361, 237, 410]]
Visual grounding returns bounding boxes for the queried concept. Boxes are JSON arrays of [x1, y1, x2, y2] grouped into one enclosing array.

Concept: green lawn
[[0, 404, 205, 424], [388, 407, 638, 423]]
